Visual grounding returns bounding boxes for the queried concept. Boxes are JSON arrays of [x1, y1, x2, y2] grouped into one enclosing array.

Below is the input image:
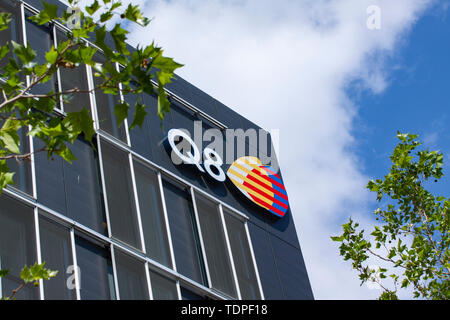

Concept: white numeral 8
[[168, 129, 225, 182]]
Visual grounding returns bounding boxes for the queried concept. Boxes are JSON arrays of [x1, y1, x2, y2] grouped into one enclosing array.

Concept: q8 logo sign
[[227, 156, 289, 218], [167, 129, 289, 218]]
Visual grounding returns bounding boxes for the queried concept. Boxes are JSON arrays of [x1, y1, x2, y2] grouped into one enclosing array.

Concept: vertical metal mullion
[[0, 255, 2, 298], [189, 188, 212, 288], [156, 172, 177, 272], [28, 128, 37, 200], [53, 26, 64, 112], [33, 207, 45, 300], [86, 60, 99, 130], [116, 62, 131, 146], [20, 2, 28, 86], [27, 120, 37, 200], [144, 262, 153, 300], [219, 204, 241, 300], [20, 3, 39, 201], [175, 280, 182, 300], [128, 154, 146, 254], [69, 228, 81, 300], [244, 221, 265, 300], [110, 244, 120, 300], [96, 135, 113, 239]]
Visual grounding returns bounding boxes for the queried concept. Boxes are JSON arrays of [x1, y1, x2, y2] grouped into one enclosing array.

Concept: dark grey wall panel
[[247, 222, 313, 300], [270, 234, 314, 300], [23, 0, 314, 300], [35, 138, 67, 215], [0, 195, 39, 300], [35, 137, 107, 235], [247, 222, 284, 300]]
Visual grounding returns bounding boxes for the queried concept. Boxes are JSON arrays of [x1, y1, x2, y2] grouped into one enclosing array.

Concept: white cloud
[[127, 0, 433, 299]]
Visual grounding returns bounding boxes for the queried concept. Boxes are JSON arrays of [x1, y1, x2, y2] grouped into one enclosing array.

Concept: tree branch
[[7, 282, 26, 300], [0, 146, 47, 161], [0, 41, 77, 111]]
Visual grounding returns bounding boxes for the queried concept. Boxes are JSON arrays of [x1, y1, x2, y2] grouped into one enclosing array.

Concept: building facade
[[0, 0, 314, 300]]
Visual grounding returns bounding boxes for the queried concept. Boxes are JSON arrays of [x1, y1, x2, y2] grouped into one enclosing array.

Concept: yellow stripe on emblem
[[228, 168, 275, 198], [229, 178, 274, 208], [231, 162, 273, 189]]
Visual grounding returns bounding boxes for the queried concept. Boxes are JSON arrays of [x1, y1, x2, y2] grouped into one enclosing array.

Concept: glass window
[[181, 287, 206, 300], [162, 178, 206, 285], [126, 85, 153, 159], [34, 138, 66, 214], [39, 215, 76, 300], [64, 136, 106, 234], [25, 14, 55, 95], [195, 195, 236, 298], [35, 136, 107, 235], [0, 1, 23, 72], [92, 52, 126, 142], [133, 161, 171, 267], [149, 270, 177, 300], [0, 195, 38, 300], [2, 118, 33, 195], [56, 29, 91, 113], [224, 211, 261, 300], [100, 140, 140, 249], [75, 235, 115, 300], [0, 4, 31, 195], [114, 249, 149, 300]]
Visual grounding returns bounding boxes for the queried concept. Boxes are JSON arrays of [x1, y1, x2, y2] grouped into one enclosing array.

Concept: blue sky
[[121, 0, 450, 299], [352, 4, 450, 198]]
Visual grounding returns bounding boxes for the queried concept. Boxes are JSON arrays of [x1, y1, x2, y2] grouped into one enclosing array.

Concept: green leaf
[[129, 102, 147, 130], [95, 26, 114, 58], [0, 118, 23, 154], [110, 2, 122, 11], [11, 41, 37, 64], [0, 130, 20, 154], [0, 170, 15, 191], [331, 235, 344, 242], [41, 123, 64, 137], [401, 279, 409, 288], [123, 4, 151, 26], [378, 291, 399, 300], [64, 109, 95, 143], [78, 46, 98, 65], [29, 1, 58, 25], [35, 96, 57, 113], [45, 46, 59, 65], [110, 24, 129, 55], [85, 0, 100, 15], [157, 85, 170, 121], [20, 262, 58, 285], [114, 101, 129, 127], [0, 269, 9, 277], [0, 44, 9, 60], [1, 117, 22, 132], [152, 54, 183, 76], [0, 12, 11, 32], [58, 145, 77, 163], [100, 11, 113, 23]]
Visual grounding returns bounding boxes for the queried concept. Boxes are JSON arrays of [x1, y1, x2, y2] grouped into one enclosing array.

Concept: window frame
[[2, 0, 265, 302], [97, 136, 142, 251]]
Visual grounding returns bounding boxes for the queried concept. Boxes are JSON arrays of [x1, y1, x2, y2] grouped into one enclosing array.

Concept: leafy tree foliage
[[0, 0, 182, 298], [0, 263, 57, 300], [332, 133, 449, 300], [0, 0, 182, 192]]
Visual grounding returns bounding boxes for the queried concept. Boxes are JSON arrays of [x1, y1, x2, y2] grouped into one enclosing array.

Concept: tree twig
[[0, 146, 47, 161], [7, 282, 26, 300]]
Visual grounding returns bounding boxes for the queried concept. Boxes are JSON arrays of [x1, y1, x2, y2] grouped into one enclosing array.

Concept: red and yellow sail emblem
[[227, 156, 289, 218]]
